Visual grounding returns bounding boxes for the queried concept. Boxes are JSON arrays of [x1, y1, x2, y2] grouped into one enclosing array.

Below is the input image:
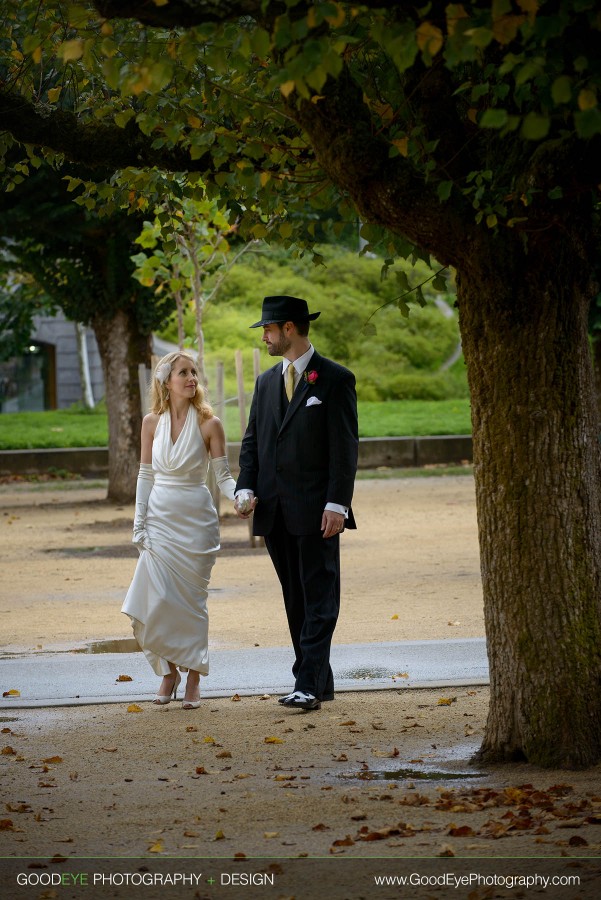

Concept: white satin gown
[[122, 406, 222, 677]]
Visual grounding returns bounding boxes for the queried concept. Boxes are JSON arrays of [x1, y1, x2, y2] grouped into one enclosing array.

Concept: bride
[[122, 351, 236, 709]]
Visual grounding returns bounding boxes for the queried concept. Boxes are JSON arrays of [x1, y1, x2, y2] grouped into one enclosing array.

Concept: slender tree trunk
[[173, 263, 185, 350], [457, 234, 601, 768], [75, 322, 95, 409], [92, 308, 151, 503]]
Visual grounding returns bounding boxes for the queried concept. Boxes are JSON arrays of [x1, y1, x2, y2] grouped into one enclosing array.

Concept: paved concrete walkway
[[0, 638, 488, 708]]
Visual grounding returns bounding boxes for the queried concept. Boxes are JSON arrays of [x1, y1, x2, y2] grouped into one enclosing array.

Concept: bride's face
[[167, 358, 198, 399]]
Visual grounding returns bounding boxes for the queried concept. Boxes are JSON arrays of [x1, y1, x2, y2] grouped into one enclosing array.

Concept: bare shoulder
[[200, 415, 224, 437], [142, 413, 160, 436]]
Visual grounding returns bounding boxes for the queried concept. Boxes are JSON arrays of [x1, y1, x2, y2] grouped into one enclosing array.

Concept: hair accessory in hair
[[155, 362, 172, 384]]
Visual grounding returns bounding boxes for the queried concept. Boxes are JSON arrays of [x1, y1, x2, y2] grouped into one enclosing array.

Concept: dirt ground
[[1, 475, 600, 898]]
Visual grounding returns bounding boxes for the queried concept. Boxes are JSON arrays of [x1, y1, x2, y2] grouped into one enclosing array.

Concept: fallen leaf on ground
[[215, 750, 232, 759], [1, 746, 16, 755], [231, 694, 241, 702], [214, 830, 225, 841], [339, 720, 356, 726], [2, 690, 20, 697], [332, 835, 355, 846], [148, 840, 164, 853], [116, 675, 132, 682], [448, 825, 476, 837], [438, 843, 456, 857], [263, 831, 279, 838], [264, 736, 284, 744], [437, 697, 457, 706], [127, 704, 143, 713], [312, 823, 330, 831], [372, 748, 399, 758]]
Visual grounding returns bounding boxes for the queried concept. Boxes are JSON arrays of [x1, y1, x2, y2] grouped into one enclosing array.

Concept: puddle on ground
[[72, 638, 141, 654], [338, 667, 397, 680], [339, 766, 485, 782]]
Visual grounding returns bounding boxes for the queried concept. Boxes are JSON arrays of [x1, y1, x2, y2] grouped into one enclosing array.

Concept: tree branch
[[92, 0, 404, 29], [0, 89, 206, 172], [290, 70, 473, 264]]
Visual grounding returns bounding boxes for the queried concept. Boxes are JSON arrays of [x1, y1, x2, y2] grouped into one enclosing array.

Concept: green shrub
[[157, 245, 466, 403]]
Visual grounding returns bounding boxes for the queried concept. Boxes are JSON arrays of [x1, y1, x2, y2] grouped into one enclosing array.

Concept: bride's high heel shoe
[[182, 677, 201, 710], [153, 671, 181, 705], [182, 699, 201, 710]]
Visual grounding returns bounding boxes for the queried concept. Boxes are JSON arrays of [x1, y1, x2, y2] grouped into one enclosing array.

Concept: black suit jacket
[[237, 351, 359, 536]]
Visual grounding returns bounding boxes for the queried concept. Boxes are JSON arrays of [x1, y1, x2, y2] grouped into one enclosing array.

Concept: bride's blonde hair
[[150, 351, 213, 421]]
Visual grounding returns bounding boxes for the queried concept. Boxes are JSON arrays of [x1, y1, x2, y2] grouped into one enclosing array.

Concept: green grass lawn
[[0, 399, 471, 450]]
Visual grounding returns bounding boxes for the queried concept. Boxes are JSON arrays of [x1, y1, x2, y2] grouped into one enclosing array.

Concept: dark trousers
[[264, 507, 340, 699]]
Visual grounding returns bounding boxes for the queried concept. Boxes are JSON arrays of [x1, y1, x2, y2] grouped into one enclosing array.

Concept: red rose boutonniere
[[304, 370, 318, 385]]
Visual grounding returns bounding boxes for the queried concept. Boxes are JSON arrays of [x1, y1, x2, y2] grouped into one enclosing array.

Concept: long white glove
[[211, 455, 236, 501], [132, 463, 154, 550]]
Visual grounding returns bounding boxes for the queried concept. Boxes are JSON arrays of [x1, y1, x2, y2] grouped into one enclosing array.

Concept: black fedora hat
[[250, 295, 321, 328]]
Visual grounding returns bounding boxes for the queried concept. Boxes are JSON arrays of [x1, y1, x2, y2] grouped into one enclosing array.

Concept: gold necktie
[[285, 364, 296, 401]]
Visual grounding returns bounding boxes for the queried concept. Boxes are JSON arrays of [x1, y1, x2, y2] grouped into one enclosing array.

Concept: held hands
[[234, 491, 257, 519], [321, 510, 345, 539]]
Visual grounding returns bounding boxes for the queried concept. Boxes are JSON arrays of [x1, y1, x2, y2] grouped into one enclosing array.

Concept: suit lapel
[[268, 365, 285, 428], [280, 351, 323, 431]]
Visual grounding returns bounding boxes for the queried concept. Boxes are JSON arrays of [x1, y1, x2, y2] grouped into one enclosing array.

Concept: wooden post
[[235, 350, 255, 547], [235, 349, 247, 441], [251, 348, 264, 547]]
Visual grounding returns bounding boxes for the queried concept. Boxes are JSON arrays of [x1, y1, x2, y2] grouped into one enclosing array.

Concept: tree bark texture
[[92, 309, 151, 504], [294, 74, 601, 768], [457, 231, 601, 767]]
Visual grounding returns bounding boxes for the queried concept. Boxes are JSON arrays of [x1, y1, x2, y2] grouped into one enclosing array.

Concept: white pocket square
[[306, 396, 322, 407]]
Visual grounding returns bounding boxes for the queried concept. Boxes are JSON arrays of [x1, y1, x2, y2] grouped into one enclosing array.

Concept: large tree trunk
[[458, 232, 601, 768], [93, 309, 151, 503], [592, 334, 601, 420]]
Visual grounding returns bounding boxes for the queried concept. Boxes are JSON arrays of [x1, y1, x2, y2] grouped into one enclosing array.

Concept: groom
[[235, 295, 358, 710]]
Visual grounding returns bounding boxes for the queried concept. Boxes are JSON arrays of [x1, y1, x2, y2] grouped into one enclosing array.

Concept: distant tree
[[132, 192, 261, 387], [0, 164, 174, 501]]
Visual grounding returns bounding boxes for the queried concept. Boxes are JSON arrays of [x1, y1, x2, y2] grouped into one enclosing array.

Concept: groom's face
[[262, 323, 292, 357]]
